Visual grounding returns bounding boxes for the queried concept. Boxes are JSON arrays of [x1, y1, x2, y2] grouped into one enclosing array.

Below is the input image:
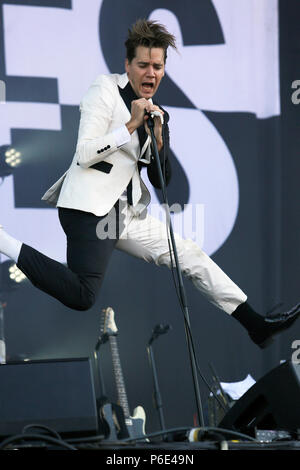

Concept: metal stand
[[147, 116, 205, 427], [147, 324, 170, 437], [94, 331, 107, 399], [0, 300, 6, 364], [0, 254, 7, 364]]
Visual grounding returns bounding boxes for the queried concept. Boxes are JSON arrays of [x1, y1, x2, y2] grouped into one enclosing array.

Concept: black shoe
[[248, 303, 300, 349]]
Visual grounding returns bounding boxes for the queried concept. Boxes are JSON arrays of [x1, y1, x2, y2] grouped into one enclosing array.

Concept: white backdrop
[[0, 0, 280, 260]]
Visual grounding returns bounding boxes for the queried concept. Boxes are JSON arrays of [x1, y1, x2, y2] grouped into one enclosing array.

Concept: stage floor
[[1, 436, 300, 452]]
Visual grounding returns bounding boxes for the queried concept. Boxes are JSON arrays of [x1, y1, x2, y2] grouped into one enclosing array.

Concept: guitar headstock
[[100, 306, 118, 339]]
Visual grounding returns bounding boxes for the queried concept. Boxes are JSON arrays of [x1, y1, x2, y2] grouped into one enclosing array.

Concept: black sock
[[232, 302, 266, 333]]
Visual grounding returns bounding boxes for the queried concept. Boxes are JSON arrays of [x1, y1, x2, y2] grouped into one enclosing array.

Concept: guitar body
[[99, 402, 129, 441], [125, 405, 148, 441]]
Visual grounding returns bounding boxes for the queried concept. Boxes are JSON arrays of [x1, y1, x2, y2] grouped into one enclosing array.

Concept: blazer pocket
[[77, 161, 113, 174]]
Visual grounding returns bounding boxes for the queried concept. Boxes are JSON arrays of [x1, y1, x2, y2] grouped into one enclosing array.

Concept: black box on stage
[[0, 358, 99, 437], [219, 360, 300, 434]]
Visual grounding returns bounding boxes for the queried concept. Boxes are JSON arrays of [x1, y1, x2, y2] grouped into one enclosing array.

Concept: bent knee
[[80, 293, 96, 311], [70, 290, 97, 311]]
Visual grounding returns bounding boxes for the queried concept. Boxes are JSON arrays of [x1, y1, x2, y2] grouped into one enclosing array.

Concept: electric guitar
[[101, 306, 147, 440], [96, 314, 128, 441]]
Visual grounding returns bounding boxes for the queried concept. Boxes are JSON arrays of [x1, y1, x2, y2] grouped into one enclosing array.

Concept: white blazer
[[42, 73, 152, 216]]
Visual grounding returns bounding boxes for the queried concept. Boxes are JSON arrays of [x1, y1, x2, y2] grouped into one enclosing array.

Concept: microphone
[[148, 323, 171, 345], [144, 110, 164, 124], [156, 324, 170, 334]]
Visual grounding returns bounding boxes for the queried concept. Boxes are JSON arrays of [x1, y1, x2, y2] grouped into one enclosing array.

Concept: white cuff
[[113, 125, 131, 147]]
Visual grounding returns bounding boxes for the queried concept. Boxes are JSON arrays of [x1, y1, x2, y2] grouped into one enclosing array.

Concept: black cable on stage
[[0, 433, 78, 450], [120, 425, 257, 444], [22, 423, 62, 440]]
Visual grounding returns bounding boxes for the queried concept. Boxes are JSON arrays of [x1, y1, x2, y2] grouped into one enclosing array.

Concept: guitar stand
[[147, 116, 205, 427]]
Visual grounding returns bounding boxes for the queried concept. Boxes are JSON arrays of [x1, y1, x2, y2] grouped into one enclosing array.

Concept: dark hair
[[125, 19, 176, 63]]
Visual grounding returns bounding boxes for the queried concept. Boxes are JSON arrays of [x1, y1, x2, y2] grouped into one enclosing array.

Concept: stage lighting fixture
[[0, 260, 27, 291], [5, 148, 21, 167], [8, 263, 26, 283], [0, 145, 22, 178]]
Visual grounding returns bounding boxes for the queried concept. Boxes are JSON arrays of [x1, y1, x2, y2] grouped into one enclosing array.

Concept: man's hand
[[144, 105, 164, 152], [126, 99, 164, 151]]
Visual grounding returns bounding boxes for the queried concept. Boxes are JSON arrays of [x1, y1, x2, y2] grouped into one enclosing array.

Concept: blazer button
[[97, 150, 101, 154]]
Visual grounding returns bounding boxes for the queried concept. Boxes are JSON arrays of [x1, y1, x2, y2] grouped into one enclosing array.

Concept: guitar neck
[[109, 335, 131, 418]]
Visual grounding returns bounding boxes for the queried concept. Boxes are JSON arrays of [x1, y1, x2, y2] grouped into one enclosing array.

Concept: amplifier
[[0, 358, 99, 437]]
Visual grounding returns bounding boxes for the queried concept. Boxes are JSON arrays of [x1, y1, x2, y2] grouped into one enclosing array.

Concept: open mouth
[[141, 82, 154, 92]]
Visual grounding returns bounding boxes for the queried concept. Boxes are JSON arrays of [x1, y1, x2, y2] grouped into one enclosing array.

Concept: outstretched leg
[[0, 207, 118, 310], [116, 209, 246, 313], [116, 207, 300, 348]]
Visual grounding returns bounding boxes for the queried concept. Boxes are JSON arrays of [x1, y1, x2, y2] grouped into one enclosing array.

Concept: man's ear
[[125, 58, 129, 74]]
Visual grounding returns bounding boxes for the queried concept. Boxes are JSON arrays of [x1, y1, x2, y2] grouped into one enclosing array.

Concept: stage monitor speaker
[[0, 358, 99, 437], [219, 360, 300, 435]]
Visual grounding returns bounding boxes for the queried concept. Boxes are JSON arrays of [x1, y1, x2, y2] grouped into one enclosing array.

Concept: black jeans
[[17, 203, 120, 310]]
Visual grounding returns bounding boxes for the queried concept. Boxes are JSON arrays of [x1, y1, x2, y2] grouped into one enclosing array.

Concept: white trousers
[[114, 204, 247, 315]]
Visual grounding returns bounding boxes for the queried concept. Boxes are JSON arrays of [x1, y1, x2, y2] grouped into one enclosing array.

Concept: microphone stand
[[0, 254, 7, 364], [147, 325, 169, 438], [94, 333, 107, 399], [147, 115, 205, 427]]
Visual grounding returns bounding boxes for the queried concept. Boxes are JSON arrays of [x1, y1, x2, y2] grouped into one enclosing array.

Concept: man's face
[[125, 46, 165, 99]]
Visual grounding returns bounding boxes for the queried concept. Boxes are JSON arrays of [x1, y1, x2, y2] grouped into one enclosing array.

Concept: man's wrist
[[125, 119, 139, 135]]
